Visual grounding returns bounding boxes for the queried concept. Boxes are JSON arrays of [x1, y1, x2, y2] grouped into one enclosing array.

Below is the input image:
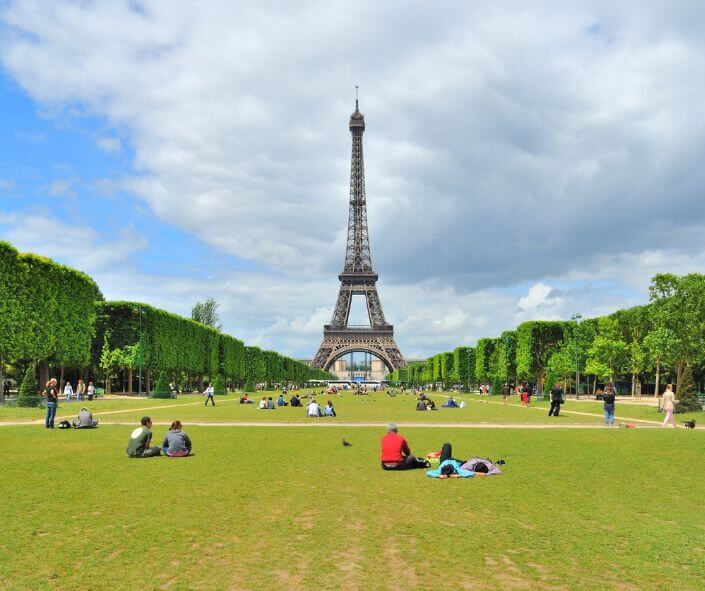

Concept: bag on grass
[[58, 420, 72, 429]]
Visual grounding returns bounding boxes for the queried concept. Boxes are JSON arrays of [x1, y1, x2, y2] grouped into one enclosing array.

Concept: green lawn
[[2, 421, 704, 590], [6, 390, 696, 426]]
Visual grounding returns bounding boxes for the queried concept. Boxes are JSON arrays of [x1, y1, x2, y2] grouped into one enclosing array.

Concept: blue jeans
[[45, 401, 57, 428], [604, 405, 615, 426]]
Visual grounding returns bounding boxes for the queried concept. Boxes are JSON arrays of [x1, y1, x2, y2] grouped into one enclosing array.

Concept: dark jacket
[[550, 387, 564, 403]]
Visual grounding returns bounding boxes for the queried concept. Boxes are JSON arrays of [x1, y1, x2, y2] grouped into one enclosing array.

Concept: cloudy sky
[[1, 1, 705, 359]]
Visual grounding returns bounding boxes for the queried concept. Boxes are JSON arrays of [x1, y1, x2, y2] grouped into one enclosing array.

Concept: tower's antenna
[[355, 85, 359, 111]]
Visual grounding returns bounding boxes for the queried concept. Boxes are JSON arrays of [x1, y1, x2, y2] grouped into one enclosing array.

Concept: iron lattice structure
[[311, 100, 406, 373]]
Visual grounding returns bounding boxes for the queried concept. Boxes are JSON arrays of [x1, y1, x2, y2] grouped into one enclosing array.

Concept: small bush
[[675, 365, 702, 413], [18, 364, 41, 408], [213, 374, 226, 395], [244, 380, 255, 393], [150, 371, 173, 399]]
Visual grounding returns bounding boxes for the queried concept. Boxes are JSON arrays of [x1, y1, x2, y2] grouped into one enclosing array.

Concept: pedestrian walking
[[548, 383, 563, 417], [43, 378, 59, 429], [603, 385, 616, 427], [661, 384, 677, 428], [64, 381, 74, 402], [502, 383, 511, 405], [203, 382, 215, 406]]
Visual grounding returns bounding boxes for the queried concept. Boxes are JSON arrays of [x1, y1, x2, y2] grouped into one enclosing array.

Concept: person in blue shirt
[[323, 400, 336, 417], [427, 460, 474, 479], [277, 393, 288, 406], [442, 396, 459, 408]]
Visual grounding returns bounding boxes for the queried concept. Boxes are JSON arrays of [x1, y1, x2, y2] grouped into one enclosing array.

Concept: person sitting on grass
[[72, 407, 98, 429], [425, 399, 437, 411], [380, 423, 429, 470], [442, 396, 459, 408], [290, 394, 302, 407], [240, 393, 253, 404], [126, 417, 161, 458], [161, 420, 192, 457], [307, 398, 322, 417], [277, 393, 288, 406], [323, 400, 336, 417], [416, 398, 427, 411], [259, 396, 269, 409], [267, 396, 276, 409]]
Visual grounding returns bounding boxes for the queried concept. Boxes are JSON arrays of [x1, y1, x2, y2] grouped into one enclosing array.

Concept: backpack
[[58, 420, 72, 429]]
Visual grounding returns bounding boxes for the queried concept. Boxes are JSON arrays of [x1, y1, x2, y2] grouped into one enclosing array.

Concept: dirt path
[[0, 419, 663, 429]]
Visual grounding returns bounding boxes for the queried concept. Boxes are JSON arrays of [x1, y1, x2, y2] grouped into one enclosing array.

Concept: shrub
[[244, 380, 255, 393], [18, 364, 41, 407], [213, 374, 226, 395], [150, 371, 172, 399], [675, 365, 702, 413]]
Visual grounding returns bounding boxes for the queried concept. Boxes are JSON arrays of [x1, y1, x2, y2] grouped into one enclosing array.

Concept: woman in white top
[[64, 381, 74, 401], [87, 382, 96, 399], [661, 384, 677, 428]]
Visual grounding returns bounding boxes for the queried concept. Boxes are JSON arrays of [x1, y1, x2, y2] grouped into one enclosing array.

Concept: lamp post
[[571, 313, 582, 399]]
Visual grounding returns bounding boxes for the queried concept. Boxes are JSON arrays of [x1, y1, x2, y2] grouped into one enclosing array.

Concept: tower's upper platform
[[349, 99, 365, 132]]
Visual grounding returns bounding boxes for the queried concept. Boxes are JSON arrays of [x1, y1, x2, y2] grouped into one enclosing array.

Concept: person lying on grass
[[126, 417, 161, 458], [72, 407, 98, 429], [162, 420, 192, 457], [380, 423, 430, 470], [426, 443, 502, 478]]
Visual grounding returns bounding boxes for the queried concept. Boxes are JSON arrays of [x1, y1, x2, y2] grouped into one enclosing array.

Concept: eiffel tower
[[311, 95, 406, 373]]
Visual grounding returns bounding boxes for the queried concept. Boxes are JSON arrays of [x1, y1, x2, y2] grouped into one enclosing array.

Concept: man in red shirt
[[380, 423, 426, 470]]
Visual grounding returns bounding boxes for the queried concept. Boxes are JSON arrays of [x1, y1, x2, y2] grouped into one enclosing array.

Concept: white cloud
[[2, 1, 705, 358], [96, 137, 121, 153]]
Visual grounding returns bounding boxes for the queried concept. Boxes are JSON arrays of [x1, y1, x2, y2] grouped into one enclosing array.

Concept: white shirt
[[64, 385, 73, 395], [307, 401, 321, 417], [259, 399, 268, 409], [204, 386, 214, 396]]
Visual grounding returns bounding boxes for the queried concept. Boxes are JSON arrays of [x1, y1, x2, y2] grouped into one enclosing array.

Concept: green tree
[[643, 327, 677, 398], [674, 364, 702, 413], [585, 317, 628, 384], [516, 321, 566, 394], [213, 374, 226, 395], [649, 273, 705, 391], [191, 298, 222, 330], [18, 364, 41, 407]]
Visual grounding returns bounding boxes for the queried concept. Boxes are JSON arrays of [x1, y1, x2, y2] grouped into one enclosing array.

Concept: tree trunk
[[676, 361, 683, 393], [146, 370, 151, 396], [0, 354, 4, 405], [38, 361, 49, 388], [59, 364, 65, 392], [631, 373, 636, 397], [128, 367, 133, 394], [654, 359, 661, 398], [536, 372, 544, 398], [122, 370, 126, 394]]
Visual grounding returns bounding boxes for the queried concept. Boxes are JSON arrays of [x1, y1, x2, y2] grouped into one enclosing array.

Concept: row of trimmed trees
[[389, 273, 705, 411], [0, 241, 331, 404]]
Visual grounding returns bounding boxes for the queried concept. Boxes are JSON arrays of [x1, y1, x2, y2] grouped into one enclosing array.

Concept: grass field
[[3, 392, 704, 590]]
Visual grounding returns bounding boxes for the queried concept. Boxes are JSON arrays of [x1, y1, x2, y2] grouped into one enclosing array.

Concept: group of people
[[415, 392, 436, 411], [126, 417, 192, 458], [306, 399, 336, 417], [62, 379, 97, 402], [380, 423, 502, 478]]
